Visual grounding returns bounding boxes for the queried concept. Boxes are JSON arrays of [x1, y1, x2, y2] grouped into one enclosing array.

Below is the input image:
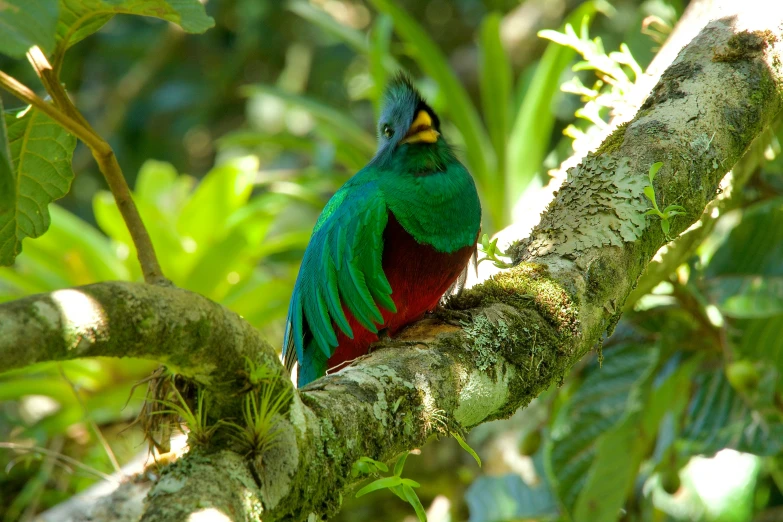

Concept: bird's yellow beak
[[400, 110, 439, 144]]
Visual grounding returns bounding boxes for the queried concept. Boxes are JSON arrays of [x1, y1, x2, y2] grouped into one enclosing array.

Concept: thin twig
[[0, 60, 167, 284], [0, 442, 119, 484], [58, 365, 123, 474]]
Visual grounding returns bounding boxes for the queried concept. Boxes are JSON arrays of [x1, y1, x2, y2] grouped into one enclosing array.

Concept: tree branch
[[20, 9, 783, 522]]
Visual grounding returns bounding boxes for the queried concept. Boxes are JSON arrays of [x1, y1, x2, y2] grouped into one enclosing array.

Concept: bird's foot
[[432, 306, 473, 327]]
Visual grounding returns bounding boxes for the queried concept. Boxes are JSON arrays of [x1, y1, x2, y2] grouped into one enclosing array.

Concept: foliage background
[[1, 0, 782, 521]]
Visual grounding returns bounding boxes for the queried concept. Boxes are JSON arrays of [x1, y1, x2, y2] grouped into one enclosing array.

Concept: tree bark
[[9, 7, 783, 521]]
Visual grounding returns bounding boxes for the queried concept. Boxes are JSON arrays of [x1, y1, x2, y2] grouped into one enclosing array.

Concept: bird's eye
[[382, 124, 394, 139]]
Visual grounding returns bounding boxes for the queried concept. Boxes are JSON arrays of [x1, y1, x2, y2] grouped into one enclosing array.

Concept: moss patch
[[713, 30, 777, 63], [595, 122, 629, 155]]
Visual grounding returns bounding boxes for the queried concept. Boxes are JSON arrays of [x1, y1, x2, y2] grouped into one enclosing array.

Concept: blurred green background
[[2, 0, 783, 521]]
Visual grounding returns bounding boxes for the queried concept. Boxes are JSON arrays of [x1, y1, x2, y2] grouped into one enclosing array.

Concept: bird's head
[[376, 74, 441, 154]]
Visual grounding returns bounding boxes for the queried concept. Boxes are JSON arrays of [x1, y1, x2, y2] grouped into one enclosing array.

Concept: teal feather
[[283, 74, 481, 386]]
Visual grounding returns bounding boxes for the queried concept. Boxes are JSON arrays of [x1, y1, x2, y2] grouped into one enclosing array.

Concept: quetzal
[[283, 75, 481, 387]]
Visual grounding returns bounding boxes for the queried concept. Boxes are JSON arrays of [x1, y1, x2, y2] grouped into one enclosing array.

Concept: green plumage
[[284, 75, 481, 385]]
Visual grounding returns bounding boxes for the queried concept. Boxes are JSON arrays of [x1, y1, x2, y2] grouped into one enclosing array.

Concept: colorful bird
[[283, 75, 481, 387]]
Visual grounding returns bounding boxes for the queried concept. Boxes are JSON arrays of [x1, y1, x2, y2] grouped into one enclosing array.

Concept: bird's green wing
[[283, 178, 396, 375]]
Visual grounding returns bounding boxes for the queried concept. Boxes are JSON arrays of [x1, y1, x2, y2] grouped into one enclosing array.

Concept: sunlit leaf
[[0, 107, 76, 266], [0, 0, 58, 58]]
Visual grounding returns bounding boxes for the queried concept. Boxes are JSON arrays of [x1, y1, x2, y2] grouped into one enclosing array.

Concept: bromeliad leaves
[[0, 107, 76, 265]]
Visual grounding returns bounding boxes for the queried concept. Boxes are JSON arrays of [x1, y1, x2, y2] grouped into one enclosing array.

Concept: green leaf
[[661, 219, 670, 235], [546, 343, 658, 515], [573, 411, 653, 522], [401, 484, 427, 522], [0, 107, 76, 266], [738, 316, 783, 377], [358, 456, 389, 473], [507, 1, 607, 223], [355, 476, 403, 497], [707, 198, 783, 277], [478, 13, 511, 176], [54, 0, 214, 57], [648, 161, 663, 183], [0, 98, 15, 261], [0, 0, 59, 58], [287, 0, 367, 53], [453, 431, 481, 467], [393, 451, 409, 477], [367, 0, 496, 224], [177, 158, 256, 251], [681, 368, 783, 456], [643, 185, 657, 205]]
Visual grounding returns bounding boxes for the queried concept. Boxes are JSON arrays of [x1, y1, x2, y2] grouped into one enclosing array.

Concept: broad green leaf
[[7, 204, 129, 287], [368, 0, 496, 225], [465, 455, 558, 522], [355, 476, 403, 497], [0, 0, 58, 58], [738, 317, 783, 378], [478, 13, 512, 176], [177, 157, 257, 251], [573, 414, 642, 522], [0, 107, 76, 266], [0, 98, 15, 262], [54, 0, 214, 56], [507, 1, 608, 223], [681, 369, 783, 456], [707, 198, 783, 277], [546, 342, 658, 515]]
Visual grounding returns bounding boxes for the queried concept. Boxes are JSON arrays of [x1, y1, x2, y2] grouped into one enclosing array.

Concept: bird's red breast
[[326, 212, 475, 372]]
